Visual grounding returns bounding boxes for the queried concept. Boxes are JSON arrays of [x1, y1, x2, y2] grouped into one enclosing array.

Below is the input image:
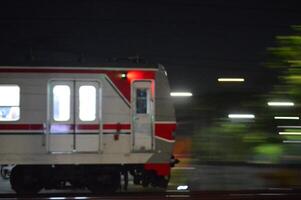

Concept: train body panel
[[0, 67, 176, 193], [0, 66, 176, 161], [0, 65, 176, 193]]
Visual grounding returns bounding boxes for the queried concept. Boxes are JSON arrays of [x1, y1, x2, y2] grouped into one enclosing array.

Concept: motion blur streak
[[283, 140, 301, 144], [217, 78, 245, 82], [274, 116, 299, 120], [170, 92, 193, 97], [228, 114, 255, 119], [267, 102, 294, 106], [279, 132, 301, 135]]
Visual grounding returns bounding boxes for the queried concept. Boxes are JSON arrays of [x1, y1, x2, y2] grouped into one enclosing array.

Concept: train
[[0, 64, 177, 194]]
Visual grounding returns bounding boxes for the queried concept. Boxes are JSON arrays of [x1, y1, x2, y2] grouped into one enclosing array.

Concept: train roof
[[0, 63, 163, 71]]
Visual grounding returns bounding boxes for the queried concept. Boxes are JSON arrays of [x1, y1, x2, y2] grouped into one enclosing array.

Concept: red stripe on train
[[155, 123, 177, 140], [0, 123, 176, 140], [50, 124, 129, 132], [0, 124, 129, 131], [103, 124, 131, 130], [77, 124, 100, 130], [0, 124, 43, 130]]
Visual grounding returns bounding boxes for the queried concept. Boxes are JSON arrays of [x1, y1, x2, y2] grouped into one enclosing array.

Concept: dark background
[[1, 0, 301, 134], [1, 0, 301, 94]]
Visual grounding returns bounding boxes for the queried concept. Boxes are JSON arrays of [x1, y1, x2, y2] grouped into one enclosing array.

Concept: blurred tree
[[192, 26, 301, 164], [268, 26, 301, 98]]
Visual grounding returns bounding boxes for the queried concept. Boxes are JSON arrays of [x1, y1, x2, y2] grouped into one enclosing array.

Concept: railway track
[[1, 190, 301, 200]]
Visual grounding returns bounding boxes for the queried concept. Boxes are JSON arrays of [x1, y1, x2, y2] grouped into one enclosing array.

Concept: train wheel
[[0, 165, 10, 180], [10, 166, 43, 194], [87, 171, 120, 194]]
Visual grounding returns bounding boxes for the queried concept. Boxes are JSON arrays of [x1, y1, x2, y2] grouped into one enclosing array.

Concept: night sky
[[1, 0, 301, 95]]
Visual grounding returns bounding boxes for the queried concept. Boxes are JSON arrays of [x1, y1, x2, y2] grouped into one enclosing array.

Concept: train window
[[79, 85, 96, 121], [136, 88, 148, 114], [0, 85, 20, 121], [53, 85, 71, 121]]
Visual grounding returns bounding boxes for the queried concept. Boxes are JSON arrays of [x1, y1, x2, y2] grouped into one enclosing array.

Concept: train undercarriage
[[8, 164, 170, 194]]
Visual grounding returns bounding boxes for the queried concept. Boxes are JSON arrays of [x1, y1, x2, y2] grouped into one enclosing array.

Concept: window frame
[[135, 88, 150, 114]]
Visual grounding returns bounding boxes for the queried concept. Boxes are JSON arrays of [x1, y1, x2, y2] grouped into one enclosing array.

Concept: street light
[[228, 114, 255, 119], [279, 132, 301, 135], [274, 116, 299, 120], [267, 102, 294, 106], [170, 92, 193, 97], [218, 78, 245, 82]]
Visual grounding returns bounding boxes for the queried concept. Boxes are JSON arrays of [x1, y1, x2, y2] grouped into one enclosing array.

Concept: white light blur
[[49, 197, 66, 200], [218, 78, 245, 82], [228, 114, 255, 119], [170, 92, 193, 97], [279, 132, 301, 135], [267, 102, 294, 106], [277, 126, 301, 129], [74, 197, 88, 200], [177, 185, 189, 190], [274, 116, 299, 120], [283, 140, 301, 144]]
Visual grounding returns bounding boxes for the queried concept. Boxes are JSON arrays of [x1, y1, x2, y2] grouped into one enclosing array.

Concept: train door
[[132, 81, 154, 151], [48, 80, 101, 153], [75, 81, 100, 152]]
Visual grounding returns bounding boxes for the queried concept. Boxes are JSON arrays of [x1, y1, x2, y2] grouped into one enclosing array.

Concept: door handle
[[42, 123, 47, 146]]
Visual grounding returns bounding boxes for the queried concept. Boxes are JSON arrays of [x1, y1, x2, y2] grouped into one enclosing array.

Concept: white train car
[[0, 64, 177, 194]]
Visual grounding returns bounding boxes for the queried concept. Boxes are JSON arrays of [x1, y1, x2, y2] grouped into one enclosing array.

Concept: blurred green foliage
[[192, 26, 301, 164]]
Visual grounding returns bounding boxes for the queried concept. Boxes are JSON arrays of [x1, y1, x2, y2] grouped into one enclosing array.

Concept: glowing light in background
[[274, 116, 299, 120], [267, 102, 294, 106], [277, 126, 301, 128], [228, 114, 255, 119], [218, 78, 245, 82], [177, 185, 189, 190], [170, 92, 193, 97], [283, 140, 301, 144], [279, 132, 301, 135]]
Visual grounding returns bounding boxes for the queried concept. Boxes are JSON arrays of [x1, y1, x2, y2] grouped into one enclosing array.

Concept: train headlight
[[121, 73, 127, 79]]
